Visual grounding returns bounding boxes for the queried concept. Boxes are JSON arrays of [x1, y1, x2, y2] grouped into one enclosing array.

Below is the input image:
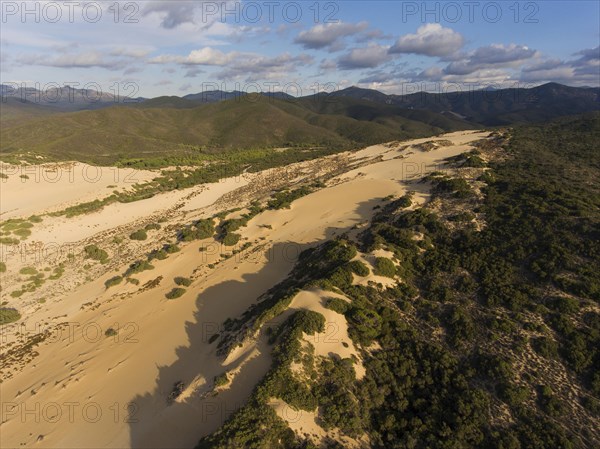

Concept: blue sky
[[1, 1, 598, 98]]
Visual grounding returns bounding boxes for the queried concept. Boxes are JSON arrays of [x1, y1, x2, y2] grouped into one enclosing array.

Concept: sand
[[0, 130, 489, 448]]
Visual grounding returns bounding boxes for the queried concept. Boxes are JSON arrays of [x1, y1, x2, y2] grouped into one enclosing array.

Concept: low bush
[[347, 260, 370, 277], [166, 287, 186, 299], [84, 244, 109, 263], [105, 275, 123, 289], [0, 307, 21, 324], [222, 233, 241, 246], [129, 229, 148, 241], [174, 277, 192, 287], [324, 297, 350, 314], [373, 257, 396, 278], [19, 266, 37, 275], [214, 373, 230, 387], [124, 260, 154, 277]]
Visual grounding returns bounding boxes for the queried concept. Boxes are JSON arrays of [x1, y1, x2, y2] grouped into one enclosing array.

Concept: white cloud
[[294, 21, 369, 50], [389, 24, 464, 57]]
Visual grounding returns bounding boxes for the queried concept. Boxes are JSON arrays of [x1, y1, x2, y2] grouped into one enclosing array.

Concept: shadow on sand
[[127, 197, 384, 449]]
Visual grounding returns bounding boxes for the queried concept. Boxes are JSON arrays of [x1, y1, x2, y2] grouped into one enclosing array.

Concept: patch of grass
[[145, 223, 161, 231], [0, 262, 6, 273]]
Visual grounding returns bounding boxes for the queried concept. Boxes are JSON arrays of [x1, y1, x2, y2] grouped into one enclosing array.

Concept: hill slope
[[332, 82, 600, 125], [0, 95, 472, 165]]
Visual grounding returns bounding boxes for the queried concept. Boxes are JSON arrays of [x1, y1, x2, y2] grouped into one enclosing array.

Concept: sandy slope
[[0, 162, 157, 220], [0, 130, 489, 448]]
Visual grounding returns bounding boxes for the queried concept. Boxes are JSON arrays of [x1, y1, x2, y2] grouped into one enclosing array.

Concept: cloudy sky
[[1, 0, 599, 98]]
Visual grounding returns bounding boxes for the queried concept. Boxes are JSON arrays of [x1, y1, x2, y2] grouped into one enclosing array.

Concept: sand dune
[[0, 130, 489, 448]]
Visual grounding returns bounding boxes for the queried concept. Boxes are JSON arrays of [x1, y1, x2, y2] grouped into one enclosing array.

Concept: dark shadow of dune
[[127, 195, 390, 449]]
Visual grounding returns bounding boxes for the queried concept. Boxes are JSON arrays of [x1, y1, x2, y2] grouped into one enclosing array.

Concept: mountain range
[[0, 83, 598, 164]]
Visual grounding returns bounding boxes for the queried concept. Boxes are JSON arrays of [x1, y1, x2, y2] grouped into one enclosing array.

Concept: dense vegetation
[[198, 114, 600, 448]]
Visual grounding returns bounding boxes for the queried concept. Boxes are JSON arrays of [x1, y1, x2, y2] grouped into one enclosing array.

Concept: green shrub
[[373, 257, 396, 278], [396, 193, 413, 208], [433, 177, 473, 197], [214, 373, 230, 387], [164, 243, 180, 253], [105, 328, 118, 337], [582, 396, 600, 416], [166, 287, 186, 299], [129, 229, 147, 241], [0, 237, 19, 245], [48, 264, 64, 280], [105, 275, 123, 289], [222, 233, 241, 246], [124, 260, 154, 277], [347, 260, 370, 277], [0, 307, 21, 324], [0, 262, 6, 273], [531, 336, 558, 358], [538, 385, 564, 417], [84, 244, 109, 263], [174, 277, 192, 287], [194, 218, 215, 239], [19, 266, 37, 275], [13, 227, 32, 239], [328, 266, 353, 289], [324, 297, 349, 314], [267, 186, 311, 209]]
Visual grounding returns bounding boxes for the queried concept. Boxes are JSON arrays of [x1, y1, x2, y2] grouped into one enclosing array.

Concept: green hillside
[[0, 95, 471, 165]]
